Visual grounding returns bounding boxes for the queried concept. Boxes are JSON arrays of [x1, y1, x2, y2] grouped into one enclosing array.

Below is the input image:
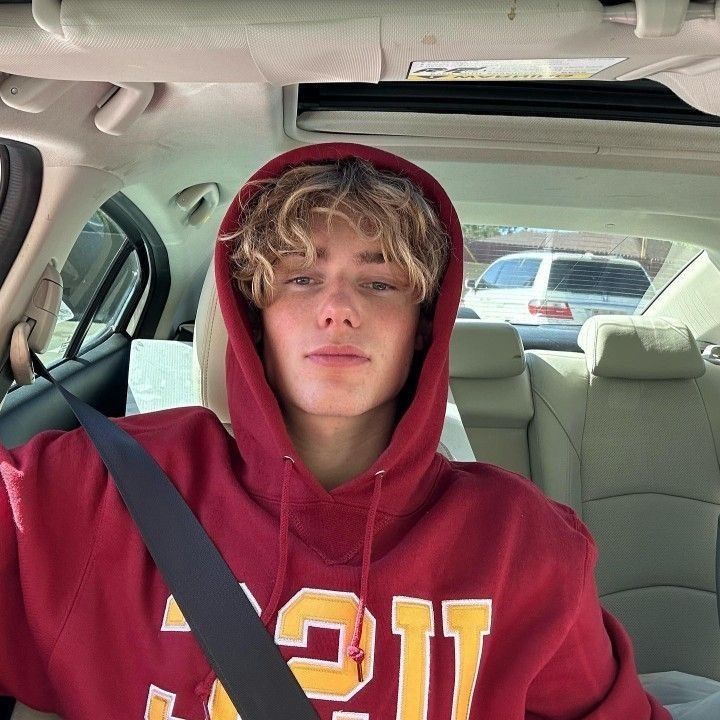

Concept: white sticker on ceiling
[[407, 58, 627, 81]]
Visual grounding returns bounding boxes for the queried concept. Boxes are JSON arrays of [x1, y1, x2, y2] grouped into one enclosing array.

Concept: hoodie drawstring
[[346, 469, 385, 683], [258, 455, 384, 684], [261, 455, 294, 628]]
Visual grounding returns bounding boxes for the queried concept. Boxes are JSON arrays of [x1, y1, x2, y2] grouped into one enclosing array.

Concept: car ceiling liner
[[0, 0, 719, 127]]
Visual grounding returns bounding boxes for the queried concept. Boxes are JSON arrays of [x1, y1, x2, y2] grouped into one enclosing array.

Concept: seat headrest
[[450, 320, 526, 379], [192, 261, 230, 423], [578, 315, 705, 380]]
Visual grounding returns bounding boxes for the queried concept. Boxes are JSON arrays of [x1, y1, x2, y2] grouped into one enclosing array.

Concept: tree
[[462, 225, 526, 240]]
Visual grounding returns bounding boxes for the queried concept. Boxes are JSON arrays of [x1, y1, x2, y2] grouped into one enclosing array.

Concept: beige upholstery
[[450, 320, 534, 476], [579, 314, 706, 380], [440, 387, 476, 462], [451, 319, 526, 379], [193, 260, 230, 427], [10, 706, 59, 720], [527, 315, 720, 681], [525, 349, 588, 510]]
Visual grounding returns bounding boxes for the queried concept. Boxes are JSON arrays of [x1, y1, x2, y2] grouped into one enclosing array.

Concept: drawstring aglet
[[347, 645, 365, 682]]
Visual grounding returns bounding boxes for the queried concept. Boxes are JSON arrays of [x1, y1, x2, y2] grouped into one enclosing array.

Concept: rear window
[[548, 260, 650, 297], [461, 225, 702, 326]]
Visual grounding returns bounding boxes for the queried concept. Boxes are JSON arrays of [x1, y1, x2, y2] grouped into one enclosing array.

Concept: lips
[[306, 345, 370, 367]]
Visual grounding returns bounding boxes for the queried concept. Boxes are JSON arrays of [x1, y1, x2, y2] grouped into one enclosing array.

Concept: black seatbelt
[[31, 354, 318, 720], [0, 697, 15, 720]]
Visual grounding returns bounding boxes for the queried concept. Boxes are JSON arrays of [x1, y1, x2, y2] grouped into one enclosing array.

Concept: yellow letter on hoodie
[[442, 600, 492, 720], [275, 588, 376, 701]]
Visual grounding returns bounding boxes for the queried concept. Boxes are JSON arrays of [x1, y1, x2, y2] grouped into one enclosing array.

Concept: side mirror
[[464, 278, 475, 290]]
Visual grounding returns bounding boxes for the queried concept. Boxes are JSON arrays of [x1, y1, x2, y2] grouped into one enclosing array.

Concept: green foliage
[[462, 225, 527, 240]]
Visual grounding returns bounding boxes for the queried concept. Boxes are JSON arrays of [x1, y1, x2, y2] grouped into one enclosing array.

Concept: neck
[[285, 402, 396, 490]]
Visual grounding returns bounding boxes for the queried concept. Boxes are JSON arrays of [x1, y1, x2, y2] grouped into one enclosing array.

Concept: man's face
[[261, 214, 422, 420]]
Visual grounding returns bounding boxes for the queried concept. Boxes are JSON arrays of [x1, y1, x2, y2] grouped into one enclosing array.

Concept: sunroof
[[298, 79, 720, 127]]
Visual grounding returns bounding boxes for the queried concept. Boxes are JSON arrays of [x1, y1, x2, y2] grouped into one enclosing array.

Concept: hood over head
[[216, 142, 462, 502]]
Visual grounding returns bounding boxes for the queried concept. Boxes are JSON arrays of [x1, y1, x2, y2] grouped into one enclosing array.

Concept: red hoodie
[[0, 142, 670, 719]]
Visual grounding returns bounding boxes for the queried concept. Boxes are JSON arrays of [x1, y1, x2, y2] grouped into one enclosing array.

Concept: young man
[[0, 142, 670, 718]]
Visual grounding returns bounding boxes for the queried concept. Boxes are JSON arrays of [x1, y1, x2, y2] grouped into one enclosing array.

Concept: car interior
[[1, 0, 720, 717]]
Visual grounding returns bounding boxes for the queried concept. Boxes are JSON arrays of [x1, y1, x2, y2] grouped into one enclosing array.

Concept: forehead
[[313, 247, 385, 265], [305, 213, 388, 264]]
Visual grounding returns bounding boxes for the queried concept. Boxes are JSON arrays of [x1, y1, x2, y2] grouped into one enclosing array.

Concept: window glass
[[37, 209, 141, 364], [480, 261, 502, 287], [461, 225, 702, 326], [80, 251, 141, 353], [548, 260, 651, 297], [62, 211, 127, 319], [493, 258, 541, 288]]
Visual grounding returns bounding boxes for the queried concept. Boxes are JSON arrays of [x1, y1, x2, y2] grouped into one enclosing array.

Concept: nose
[[317, 281, 360, 329]]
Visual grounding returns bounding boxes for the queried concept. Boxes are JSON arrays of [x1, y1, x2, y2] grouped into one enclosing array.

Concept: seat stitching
[[601, 585, 716, 597], [693, 374, 720, 477], [201, 286, 219, 408], [584, 490, 720, 505], [578, 327, 595, 516], [530, 387, 581, 460]]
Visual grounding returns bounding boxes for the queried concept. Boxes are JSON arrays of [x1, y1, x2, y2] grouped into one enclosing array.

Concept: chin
[[291, 385, 395, 419], [297, 397, 376, 418]]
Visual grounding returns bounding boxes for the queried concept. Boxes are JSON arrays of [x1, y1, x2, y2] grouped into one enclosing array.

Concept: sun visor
[[0, 1, 382, 84], [0, 1, 714, 93]]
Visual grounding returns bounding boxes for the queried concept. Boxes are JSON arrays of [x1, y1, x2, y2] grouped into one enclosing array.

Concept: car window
[[479, 261, 501, 287], [494, 258, 541, 288], [34, 207, 146, 366], [461, 224, 703, 326], [480, 261, 502, 287], [548, 259, 650, 297]]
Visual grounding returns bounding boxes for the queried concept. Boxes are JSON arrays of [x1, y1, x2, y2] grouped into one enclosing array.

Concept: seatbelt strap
[[31, 354, 318, 720]]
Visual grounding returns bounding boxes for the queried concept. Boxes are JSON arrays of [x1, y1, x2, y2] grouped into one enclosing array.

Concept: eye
[[368, 281, 395, 292], [289, 276, 314, 286]]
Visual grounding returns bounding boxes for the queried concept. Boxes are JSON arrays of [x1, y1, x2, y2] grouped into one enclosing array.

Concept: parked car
[[461, 251, 653, 325]]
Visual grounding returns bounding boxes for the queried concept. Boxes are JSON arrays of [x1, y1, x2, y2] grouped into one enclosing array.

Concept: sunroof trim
[[298, 79, 720, 127]]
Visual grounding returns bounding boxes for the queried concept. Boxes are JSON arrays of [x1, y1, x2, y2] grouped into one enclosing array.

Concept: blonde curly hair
[[222, 156, 449, 309]]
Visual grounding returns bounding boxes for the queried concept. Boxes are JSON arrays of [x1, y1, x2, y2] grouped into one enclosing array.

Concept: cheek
[[261, 304, 298, 375], [263, 300, 300, 347], [382, 309, 420, 374]]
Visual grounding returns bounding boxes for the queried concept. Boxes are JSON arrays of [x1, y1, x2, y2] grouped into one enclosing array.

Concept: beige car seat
[[449, 320, 533, 475], [526, 315, 720, 705]]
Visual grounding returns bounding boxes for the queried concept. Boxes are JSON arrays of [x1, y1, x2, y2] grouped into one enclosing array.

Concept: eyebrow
[[315, 248, 386, 265]]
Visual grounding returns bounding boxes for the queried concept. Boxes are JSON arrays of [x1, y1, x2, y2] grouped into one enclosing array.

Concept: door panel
[[0, 334, 130, 448]]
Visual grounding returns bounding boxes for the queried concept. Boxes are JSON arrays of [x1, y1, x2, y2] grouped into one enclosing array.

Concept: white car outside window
[[461, 251, 653, 326]]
